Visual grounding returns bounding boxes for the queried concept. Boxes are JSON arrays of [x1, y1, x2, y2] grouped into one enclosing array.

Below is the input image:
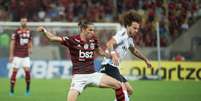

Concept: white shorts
[[70, 72, 104, 93], [11, 57, 31, 69]]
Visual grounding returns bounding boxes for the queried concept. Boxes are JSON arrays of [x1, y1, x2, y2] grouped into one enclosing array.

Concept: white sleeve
[[113, 31, 123, 45], [11, 33, 16, 40]]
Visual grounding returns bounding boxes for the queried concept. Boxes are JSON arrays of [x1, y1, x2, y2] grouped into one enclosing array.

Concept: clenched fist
[[36, 26, 47, 33]]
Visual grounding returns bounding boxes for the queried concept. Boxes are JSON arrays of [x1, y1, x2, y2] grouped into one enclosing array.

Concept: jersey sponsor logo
[[122, 46, 127, 50], [90, 43, 95, 49], [19, 33, 30, 45], [79, 50, 93, 59], [84, 44, 89, 49]]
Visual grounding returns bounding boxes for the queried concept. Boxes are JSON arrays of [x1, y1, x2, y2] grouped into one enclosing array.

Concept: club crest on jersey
[[89, 39, 94, 42], [77, 44, 81, 47], [84, 44, 89, 49], [90, 43, 95, 49]]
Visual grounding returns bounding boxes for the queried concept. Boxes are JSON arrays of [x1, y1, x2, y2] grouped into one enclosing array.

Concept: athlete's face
[[20, 18, 28, 28], [127, 22, 140, 37], [84, 24, 95, 39]]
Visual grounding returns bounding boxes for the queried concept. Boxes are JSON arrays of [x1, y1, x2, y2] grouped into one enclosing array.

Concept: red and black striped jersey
[[60, 35, 99, 75], [11, 28, 32, 57]]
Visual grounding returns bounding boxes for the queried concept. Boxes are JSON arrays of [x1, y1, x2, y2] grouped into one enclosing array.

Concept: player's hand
[[9, 56, 13, 63], [111, 52, 119, 66], [36, 26, 46, 33], [145, 60, 152, 68]]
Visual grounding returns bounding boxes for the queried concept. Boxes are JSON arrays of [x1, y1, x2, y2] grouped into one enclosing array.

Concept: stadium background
[[0, 0, 201, 101]]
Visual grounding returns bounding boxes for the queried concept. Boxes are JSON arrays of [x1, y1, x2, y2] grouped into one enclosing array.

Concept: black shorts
[[100, 64, 127, 82]]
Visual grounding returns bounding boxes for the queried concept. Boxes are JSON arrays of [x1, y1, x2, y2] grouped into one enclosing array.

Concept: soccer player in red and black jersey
[[37, 20, 126, 101], [9, 17, 32, 96]]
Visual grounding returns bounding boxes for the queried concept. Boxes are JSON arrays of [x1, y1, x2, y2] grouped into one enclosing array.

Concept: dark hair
[[120, 10, 142, 27], [78, 20, 93, 30]]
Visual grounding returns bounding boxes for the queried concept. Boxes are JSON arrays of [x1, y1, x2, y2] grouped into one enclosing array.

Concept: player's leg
[[23, 67, 31, 95], [98, 73, 125, 101], [23, 57, 31, 96], [120, 75, 132, 101], [67, 89, 80, 101], [67, 74, 87, 101], [10, 57, 20, 95], [100, 64, 129, 101], [10, 68, 18, 95], [124, 82, 133, 96]]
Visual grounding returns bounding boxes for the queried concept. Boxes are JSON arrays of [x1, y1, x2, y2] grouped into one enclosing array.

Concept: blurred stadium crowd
[[0, 0, 201, 47]]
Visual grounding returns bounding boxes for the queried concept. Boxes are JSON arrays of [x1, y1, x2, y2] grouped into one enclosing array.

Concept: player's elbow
[[106, 41, 113, 49], [106, 42, 110, 48]]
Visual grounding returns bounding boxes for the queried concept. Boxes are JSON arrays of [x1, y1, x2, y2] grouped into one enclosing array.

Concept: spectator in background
[[172, 54, 185, 61], [0, 0, 199, 47]]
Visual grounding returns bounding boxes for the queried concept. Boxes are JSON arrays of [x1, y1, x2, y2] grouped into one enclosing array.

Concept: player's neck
[[20, 26, 27, 30], [126, 28, 132, 37], [80, 33, 87, 42]]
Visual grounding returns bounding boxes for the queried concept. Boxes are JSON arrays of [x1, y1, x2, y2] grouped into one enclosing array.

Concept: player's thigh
[[67, 89, 80, 101], [70, 74, 88, 93], [99, 73, 121, 89], [11, 57, 21, 69], [124, 82, 133, 95], [22, 57, 31, 70], [120, 74, 128, 83], [89, 72, 103, 86], [100, 64, 123, 82]]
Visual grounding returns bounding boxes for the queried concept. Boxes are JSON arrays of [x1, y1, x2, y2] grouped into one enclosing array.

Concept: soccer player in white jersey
[[100, 10, 152, 101]]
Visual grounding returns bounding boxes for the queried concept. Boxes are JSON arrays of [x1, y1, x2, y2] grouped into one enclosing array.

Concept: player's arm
[[9, 39, 15, 62], [95, 47, 111, 58], [129, 46, 152, 68], [36, 26, 62, 42], [106, 37, 119, 66], [28, 40, 32, 55]]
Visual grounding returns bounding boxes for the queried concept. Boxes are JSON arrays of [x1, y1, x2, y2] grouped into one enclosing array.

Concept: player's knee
[[113, 80, 122, 89], [127, 88, 133, 96], [24, 67, 30, 71], [126, 85, 134, 96], [13, 68, 18, 72]]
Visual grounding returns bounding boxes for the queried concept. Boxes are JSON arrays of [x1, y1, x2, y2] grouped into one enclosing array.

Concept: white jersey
[[102, 27, 135, 67]]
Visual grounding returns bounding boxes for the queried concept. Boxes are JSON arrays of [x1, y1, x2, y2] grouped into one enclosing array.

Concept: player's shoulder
[[71, 34, 81, 41], [71, 34, 80, 39], [63, 34, 81, 43], [26, 28, 31, 32], [14, 28, 21, 33], [116, 27, 127, 37]]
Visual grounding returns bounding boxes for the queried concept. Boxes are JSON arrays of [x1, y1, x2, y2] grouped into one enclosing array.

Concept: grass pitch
[[0, 78, 201, 101]]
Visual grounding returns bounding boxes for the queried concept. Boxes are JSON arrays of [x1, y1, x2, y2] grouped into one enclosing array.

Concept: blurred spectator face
[[127, 22, 140, 37], [20, 18, 28, 28]]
